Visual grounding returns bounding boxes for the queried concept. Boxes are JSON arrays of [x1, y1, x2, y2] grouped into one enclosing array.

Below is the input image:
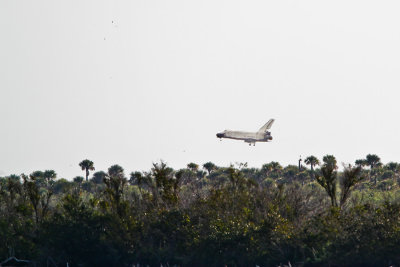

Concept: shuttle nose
[[216, 133, 224, 138]]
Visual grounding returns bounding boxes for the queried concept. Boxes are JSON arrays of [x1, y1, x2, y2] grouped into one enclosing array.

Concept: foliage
[[79, 159, 95, 182], [91, 171, 106, 184], [315, 157, 338, 207], [2, 156, 400, 266], [340, 164, 365, 207], [203, 162, 217, 175], [304, 155, 319, 172]]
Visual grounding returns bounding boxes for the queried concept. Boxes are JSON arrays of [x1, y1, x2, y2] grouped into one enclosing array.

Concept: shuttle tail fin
[[258, 119, 275, 132]]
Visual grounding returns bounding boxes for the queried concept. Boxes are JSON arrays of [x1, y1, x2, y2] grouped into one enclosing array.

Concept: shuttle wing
[[258, 119, 275, 132]]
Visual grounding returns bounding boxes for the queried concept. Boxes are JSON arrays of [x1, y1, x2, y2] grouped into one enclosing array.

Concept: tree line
[[1, 154, 400, 266]]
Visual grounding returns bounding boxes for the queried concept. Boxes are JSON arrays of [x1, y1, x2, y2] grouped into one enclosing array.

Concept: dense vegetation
[[1, 154, 400, 266]]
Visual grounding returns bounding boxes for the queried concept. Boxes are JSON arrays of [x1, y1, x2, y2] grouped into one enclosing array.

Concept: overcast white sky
[[1, 0, 400, 179]]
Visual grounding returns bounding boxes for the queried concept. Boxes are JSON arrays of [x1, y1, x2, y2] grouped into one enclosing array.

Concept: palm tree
[[262, 161, 282, 178], [91, 171, 106, 184], [305, 156, 320, 172], [108, 164, 124, 178], [30, 171, 44, 178], [386, 162, 399, 172], [187, 163, 199, 172], [30, 170, 46, 187], [340, 164, 364, 207], [270, 161, 282, 173], [23, 173, 51, 224], [315, 161, 338, 207], [261, 163, 273, 177], [79, 159, 95, 182], [363, 154, 381, 185], [323, 155, 337, 170], [355, 159, 367, 167], [73, 176, 84, 184], [5, 175, 22, 203], [203, 162, 217, 175], [43, 170, 57, 187], [365, 154, 381, 169], [129, 171, 144, 186], [104, 165, 127, 216], [151, 161, 178, 206], [130, 171, 145, 196], [73, 176, 84, 192]]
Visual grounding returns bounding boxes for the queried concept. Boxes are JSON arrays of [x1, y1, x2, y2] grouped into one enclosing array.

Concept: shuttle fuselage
[[216, 119, 274, 146]]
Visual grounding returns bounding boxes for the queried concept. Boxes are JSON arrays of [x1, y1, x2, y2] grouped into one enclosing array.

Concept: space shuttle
[[216, 119, 274, 146]]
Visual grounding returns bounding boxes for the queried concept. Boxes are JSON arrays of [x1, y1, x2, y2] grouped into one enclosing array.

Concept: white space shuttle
[[216, 119, 274, 146]]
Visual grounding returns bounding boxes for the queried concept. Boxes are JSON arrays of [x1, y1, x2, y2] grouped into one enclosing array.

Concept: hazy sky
[[1, 0, 400, 179]]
